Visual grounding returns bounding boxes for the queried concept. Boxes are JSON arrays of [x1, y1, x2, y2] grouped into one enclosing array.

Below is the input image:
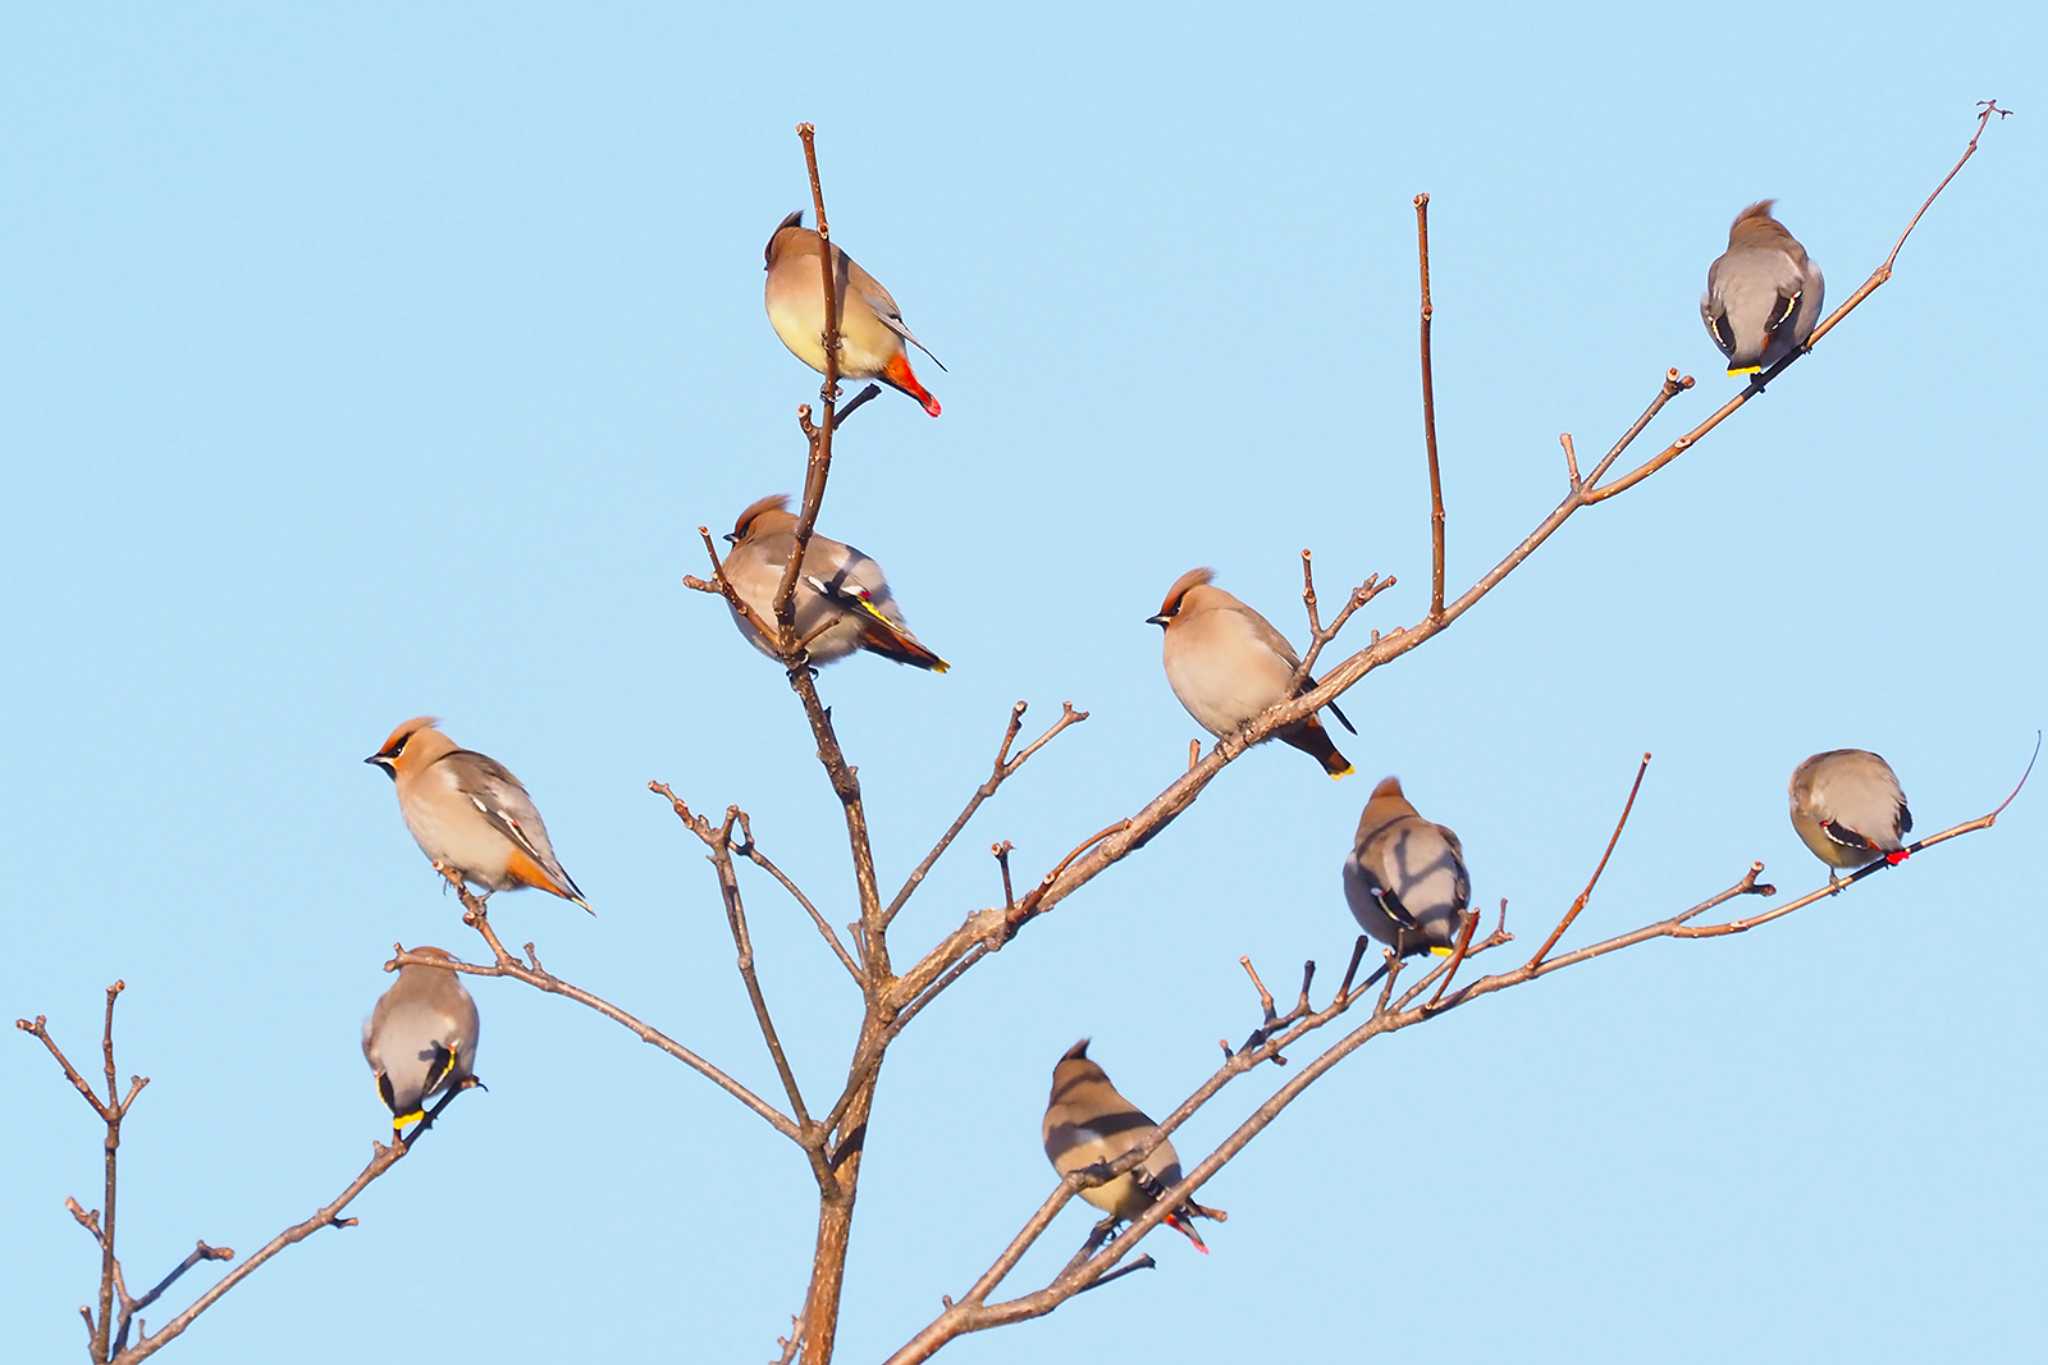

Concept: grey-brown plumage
[[720, 494, 947, 671], [1041, 1039, 1222, 1253], [763, 211, 944, 416], [1789, 749, 1912, 884], [1702, 200, 1825, 378], [363, 946, 479, 1133], [1343, 776, 1472, 957]]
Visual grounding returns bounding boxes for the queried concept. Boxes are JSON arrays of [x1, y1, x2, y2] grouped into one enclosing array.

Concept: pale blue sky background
[[4, 5, 2042, 1363]]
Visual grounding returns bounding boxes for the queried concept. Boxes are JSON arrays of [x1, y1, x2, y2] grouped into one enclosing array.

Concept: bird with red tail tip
[[1788, 749, 1913, 889], [1042, 1039, 1224, 1254], [763, 210, 944, 416]]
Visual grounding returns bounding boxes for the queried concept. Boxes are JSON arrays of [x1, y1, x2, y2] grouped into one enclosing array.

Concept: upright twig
[[1415, 192, 1446, 621], [1527, 752, 1651, 968]]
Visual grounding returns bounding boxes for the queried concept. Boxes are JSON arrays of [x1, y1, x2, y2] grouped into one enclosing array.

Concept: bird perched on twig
[[1148, 568, 1354, 777], [1042, 1039, 1223, 1253], [1788, 749, 1912, 888], [764, 210, 944, 417], [365, 717, 592, 914], [1344, 776, 1473, 959], [364, 946, 480, 1138], [1702, 200, 1825, 381], [719, 494, 947, 672]]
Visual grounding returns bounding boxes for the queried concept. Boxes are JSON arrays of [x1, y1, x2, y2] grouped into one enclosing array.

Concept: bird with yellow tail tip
[[1788, 749, 1913, 889], [763, 210, 944, 416], [365, 717, 593, 914], [719, 494, 948, 673], [364, 946, 480, 1138], [1702, 200, 1825, 381], [1042, 1039, 1224, 1254], [1343, 776, 1473, 959], [1148, 567, 1355, 778]]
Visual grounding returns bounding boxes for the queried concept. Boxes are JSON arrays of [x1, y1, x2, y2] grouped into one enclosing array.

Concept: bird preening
[[1788, 749, 1913, 888], [364, 946, 480, 1139]]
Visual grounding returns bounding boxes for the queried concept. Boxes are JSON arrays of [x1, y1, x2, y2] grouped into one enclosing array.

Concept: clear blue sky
[[5, 5, 2042, 1362]]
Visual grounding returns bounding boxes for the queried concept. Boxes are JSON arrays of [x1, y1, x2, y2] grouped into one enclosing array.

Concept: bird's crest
[[1369, 775, 1405, 802], [733, 493, 794, 542], [764, 209, 805, 267], [1727, 199, 1794, 246], [1061, 1037, 1092, 1062], [376, 716, 442, 757], [1154, 567, 1216, 620]]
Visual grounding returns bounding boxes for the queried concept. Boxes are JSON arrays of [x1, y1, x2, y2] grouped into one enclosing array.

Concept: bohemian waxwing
[[1042, 1039, 1222, 1253], [1702, 200, 1825, 379], [763, 210, 944, 416], [364, 717, 593, 913], [363, 946, 479, 1135], [1789, 749, 1913, 886], [1148, 568, 1354, 778], [720, 494, 947, 672], [1343, 776, 1473, 958]]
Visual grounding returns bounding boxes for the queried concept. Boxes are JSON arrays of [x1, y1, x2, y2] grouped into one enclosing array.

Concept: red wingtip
[[923, 395, 942, 417], [1167, 1213, 1209, 1254], [884, 352, 940, 417], [1885, 849, 1911, 865]]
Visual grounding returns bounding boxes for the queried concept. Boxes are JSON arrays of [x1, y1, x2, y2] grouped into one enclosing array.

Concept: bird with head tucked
[[364, 945, 480, 1138], [365, 717, 592, 914], [764, 210, 944, 416], [719, 494, 947, 672], [1042, 1039, 1223, 1253], [1788, 749, 1912, 888], [1702, 200, 1825, 380], [1344, 776, 1473, 959], [1148, 568, 1353, 777]]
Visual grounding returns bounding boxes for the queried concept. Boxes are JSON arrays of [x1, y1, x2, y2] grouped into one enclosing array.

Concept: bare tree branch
[[1527, 752, 1651, 967], [1414, 191, 1446, 621]]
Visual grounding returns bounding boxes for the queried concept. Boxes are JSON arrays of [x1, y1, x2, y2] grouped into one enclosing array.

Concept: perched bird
[[363, 946, 480, 1135], [720, 494, 948, 672], [763, 210, 944, 417], [1701, 200, 1825, 380], [364, 717, 593, 913], [1148, 568, 1354, 777], [1344, 776, 1472, 958], [1042, 1039, 1222, 1253], [1789, 749, 1913, 887]]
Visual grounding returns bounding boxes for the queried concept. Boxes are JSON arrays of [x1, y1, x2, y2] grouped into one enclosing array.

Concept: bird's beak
[[365, 755, 396, 781], [723, 532, 739, 544], [1145, 613, 1170, 627]]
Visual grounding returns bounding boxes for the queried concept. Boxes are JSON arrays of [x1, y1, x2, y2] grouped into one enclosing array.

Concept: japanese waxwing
[[363, 946, 479, 1135], [1147, 568, 1354, 778], [720, 494, 948, 672], [1343, 776, 1473, 958], [1042, 1040, 1223, 1253], [1789, 749, 1913, 886], [763, 210, 944, 416], [1701, 200, 1825, 379], [364, 717, 593, 913]]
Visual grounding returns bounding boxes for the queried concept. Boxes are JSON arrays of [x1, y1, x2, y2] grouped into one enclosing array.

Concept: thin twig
[[1527, 752, 1652, 968], [1415, 192, 1446, 621]]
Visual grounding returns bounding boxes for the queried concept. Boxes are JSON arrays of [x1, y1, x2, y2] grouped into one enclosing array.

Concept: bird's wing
[[845, 254, 946, 371], [440, 750, 573, 886]]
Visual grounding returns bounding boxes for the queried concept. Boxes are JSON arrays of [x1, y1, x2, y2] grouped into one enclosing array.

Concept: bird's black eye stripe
[[1764, 291, 1801, 332], [382, 736, 409, 760]]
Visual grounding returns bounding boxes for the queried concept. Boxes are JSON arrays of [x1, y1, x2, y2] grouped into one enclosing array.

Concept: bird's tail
[[1280, 716, 1353, 779], [848, 595, 949, 673], [882, 352, 941, 417]]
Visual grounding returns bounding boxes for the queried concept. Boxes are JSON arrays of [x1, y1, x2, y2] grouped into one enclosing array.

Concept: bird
[[1344, 776, 1473, 959], [1788, 749, 1913, 888], [719, 494, 948, 672], [364, 717, 593, 914], [1042, 1039, 1223, 1253], [363, 945, 480, 1137], [1701, 200, 1825, 380], [1148, 568, 1354, 777], [763, 210, 944, 417]]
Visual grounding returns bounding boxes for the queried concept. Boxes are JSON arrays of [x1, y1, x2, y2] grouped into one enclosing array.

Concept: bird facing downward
[[1148, 568, 1354, 778], [763, 210, 944, 417], [1041, 1039, 1223, 1253], [1343, 776, 1473, 958], [1788, 749, 1913, 888], [1701, 200, 1825, 380], [364, 717, 593, 914], [363, 945, 479, 1136], [720, 494, 948, 672]]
